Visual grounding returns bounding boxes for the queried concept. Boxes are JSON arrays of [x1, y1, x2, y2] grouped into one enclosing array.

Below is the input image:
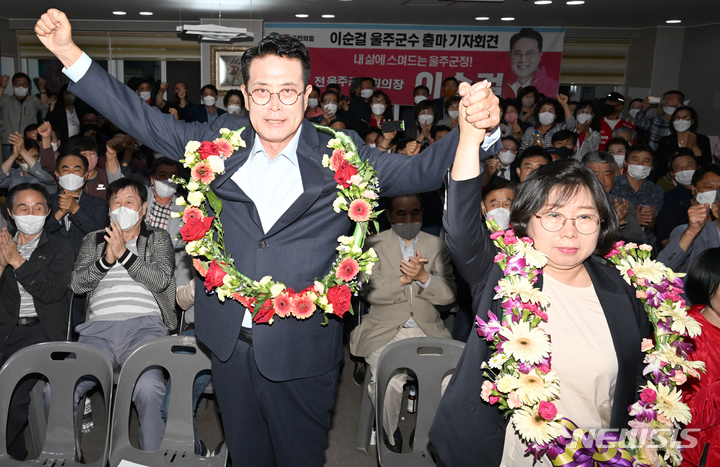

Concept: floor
[[21, 347, 421, 466]]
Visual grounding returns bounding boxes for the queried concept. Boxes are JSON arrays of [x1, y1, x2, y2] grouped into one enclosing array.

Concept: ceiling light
[[139, 11, 153, 16], [295, 14, 309, 18], [475, 16, 490, 20], [566, 0, 584, 4], [501, 17, 515, 21], [666, 19, 681, 24], [113, 11, 126, 15], [322, 14, 335, 18], [535, 0, 552, 4]]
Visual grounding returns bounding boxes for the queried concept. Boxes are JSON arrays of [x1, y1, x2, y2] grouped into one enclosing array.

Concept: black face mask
[[602, 104, 618, 117]]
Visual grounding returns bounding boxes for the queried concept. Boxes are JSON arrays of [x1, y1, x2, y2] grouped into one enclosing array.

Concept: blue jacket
[[67, 60, 500, 381], [657, 221, 720, 274]]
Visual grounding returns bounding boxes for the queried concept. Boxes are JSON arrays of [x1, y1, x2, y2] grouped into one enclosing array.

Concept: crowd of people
[[0, 8, 718, 465]]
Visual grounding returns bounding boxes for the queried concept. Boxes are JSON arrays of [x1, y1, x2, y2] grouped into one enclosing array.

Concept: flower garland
[[173, 125, 380, 325], [477, 218, 705, 467]]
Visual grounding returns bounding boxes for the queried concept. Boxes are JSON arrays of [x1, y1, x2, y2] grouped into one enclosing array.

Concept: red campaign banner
[[264, 24, 565, 106]]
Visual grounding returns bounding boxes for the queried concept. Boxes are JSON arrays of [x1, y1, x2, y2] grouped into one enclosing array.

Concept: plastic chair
[[375, 337, 465, 467], [0, 342, 114, 467], [355, 367, 375, 455], [109, 335, 227, 467]]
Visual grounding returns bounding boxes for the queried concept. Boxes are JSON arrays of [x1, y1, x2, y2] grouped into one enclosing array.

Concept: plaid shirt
[[146, 196, 172, 230], [633, 110, 670, 150]]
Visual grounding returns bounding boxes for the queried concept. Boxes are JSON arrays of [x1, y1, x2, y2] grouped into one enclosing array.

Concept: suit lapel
[[384, 230, 405, 276]]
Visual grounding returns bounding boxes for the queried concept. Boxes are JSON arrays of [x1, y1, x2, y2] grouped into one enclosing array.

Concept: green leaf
[[207, 188, 223, 216]]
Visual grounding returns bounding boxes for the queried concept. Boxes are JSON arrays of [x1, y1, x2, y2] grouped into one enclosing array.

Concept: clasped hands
[[400, 249, 430, 286], [104, 220, 127, 264], [0, 228, 23, 270]]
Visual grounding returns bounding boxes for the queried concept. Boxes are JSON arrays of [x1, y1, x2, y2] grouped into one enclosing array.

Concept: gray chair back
[[375, 337, 465, 467], [0, 342, 113, 467], [109, 335, 226, 467]]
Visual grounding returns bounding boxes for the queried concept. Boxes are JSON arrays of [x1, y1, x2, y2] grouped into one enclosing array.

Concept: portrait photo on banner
[[210, 45, 250, 92]]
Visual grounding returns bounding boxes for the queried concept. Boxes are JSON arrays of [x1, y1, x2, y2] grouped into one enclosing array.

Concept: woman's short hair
[[533, 97, 563, 121], [223, 89, 244, 108], [510, 159, 619, 255], [669, 106, 699, 134], [686, 248, 720, 306], [414, 100, 438, 122]]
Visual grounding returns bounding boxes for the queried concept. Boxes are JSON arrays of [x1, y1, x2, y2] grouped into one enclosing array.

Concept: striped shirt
[[89, 239, 161, 321], [15, 232, 41, 318]]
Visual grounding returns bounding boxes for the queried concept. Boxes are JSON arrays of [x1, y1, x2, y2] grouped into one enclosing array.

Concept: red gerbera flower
[[291, 293, 316, 320], [213, 138, 234, 158], [336, 257, 360, 282], [191, 161, 215, 184], [348, 199, 372, 222], [330, 148, 345, 171], [273, 293, 294, 318], [182, 206, 204, 223]]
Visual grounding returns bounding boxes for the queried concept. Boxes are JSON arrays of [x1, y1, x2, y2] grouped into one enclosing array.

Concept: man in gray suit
[[658, 188, 720, 274], [349, 194, 456, 451]]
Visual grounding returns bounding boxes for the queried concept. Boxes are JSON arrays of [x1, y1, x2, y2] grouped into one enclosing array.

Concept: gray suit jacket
[[349, 230, 456, 357], [657, 221, 720, 273]]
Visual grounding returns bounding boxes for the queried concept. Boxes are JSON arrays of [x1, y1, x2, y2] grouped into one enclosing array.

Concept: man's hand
[[104, 220, 126, 263], [37, 121, 52, 140], [687, 203, 710, 235], [400, 250, 430, 284], [459, 80, 500, 133], [8, 133, 24, 154], [0, 75, 8, 89], [35, 9, 82, 68], [484, 157, 501, 177], [0, 228, 24, 269], [641, 97, 652, 112], [37, 77, 46, 92], [614, 198, 629, 224], [58, 191, 80, 214], [637, 205, 656, 228], [405, 141, 420, 156]]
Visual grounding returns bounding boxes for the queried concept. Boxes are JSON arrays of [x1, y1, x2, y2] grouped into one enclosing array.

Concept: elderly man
[[0, 183, 74, 460], [36, 9, 501, 464]]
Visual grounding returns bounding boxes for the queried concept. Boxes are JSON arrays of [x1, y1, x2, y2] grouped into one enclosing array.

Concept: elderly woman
[[518, 94, 576, 155], [682, 247, 720, 467], [429, 82, 651, 466]]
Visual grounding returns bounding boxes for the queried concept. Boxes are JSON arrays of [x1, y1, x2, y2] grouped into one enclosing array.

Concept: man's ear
[[241, 85, 250, 111], [55, 170, 60, 181], [140, 202, 148, 218], [481, 201, 487, 217]]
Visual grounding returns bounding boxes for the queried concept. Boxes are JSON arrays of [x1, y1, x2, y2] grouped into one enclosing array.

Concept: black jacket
[[0, 230, 74, 360], [47, 191, 108, 255]]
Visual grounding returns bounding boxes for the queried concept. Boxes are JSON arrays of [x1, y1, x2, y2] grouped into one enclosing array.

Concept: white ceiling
[[3, 0, 720, 29]]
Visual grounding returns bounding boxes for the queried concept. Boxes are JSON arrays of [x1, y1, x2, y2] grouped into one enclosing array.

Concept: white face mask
[[18, 161, 29, 172], [696, 190, 717, 205], [627, 164, 652, 180], [371, 104, 386, 116], [674, 170, 695, 187], [110, 206, 141, 231], [418, 114, 434, 126], [628, 108, 640, 119], [360, 89, 374, 99], [576, 113, 593, 125], [538, 111, 556, 126], [307, 98, 319, 108], [497, 149, 516, 166], [51, 142, 59, 152], [58, 173, 85, 191], [663, 106, 677, 116], [227, 104, 241, 115], [414, 95, 428, 105], [139, 91, 151, 101], [368, 143, 376, 149], [203, 96, 216, 106], [323, 103, 338, 116], [13, 86, 29, 97], [613, 154, 626, 168], [154, 179, 178, 198], [486, 208, 511, 231], [673, 120, 692, 133], [448, 110, 459, 119], [13, 214, 46, 235]]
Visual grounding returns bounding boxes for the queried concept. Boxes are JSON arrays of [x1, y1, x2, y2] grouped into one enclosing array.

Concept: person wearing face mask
[[438, 96, 461, 129], [304, 86, 322, 120], [658, 172, 720, 274], [134, 78, 154, 106], [626, 98, 643, 126], [356, 90, 391, 138], [65, 137, 111, 200], [432, 76, 459, 121], [635, 90, 685, 150], [185, 84, 226, 124], [410, 100, 438, 152], [659, 149, 698, 199], [656, 106, 712, 181], [611, 144, 664, 233], [70, 177, 176, 451], [481, 178, 515, 232], [484, 136, 520, 186], [349, 194, 456, 454], [222, 89, 248, 118], [517, 86, 540, 126], [0, 73, 49, 161], [598, 92, 636, 149], [399, 85, 430, 138], [0, 133, 57, 194], [606, 137, 630, 176], [572, 101, 601, 160], [518, 94, 575, 154], [347, 77, 376, 129], [500, 100, 530, 140], [309, 90, 343, 126], [46, 83, 89, 146], [0, 183, 74, 461], [656, 163, 720, 250]]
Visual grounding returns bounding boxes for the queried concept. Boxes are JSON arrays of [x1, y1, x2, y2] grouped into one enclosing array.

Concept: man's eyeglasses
[[248, 88, 304, 106]]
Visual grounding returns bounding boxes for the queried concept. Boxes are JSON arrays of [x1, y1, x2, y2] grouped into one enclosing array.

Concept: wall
[[679, 24, 720, 135]]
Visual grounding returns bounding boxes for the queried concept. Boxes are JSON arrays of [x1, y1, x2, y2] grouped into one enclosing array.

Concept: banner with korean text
[[264, 23, 565, 105]]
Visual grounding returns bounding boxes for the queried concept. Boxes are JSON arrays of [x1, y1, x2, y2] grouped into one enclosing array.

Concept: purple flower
[[503, 255, 528, 276], [476, 311, 503, 341], [629, 401, 656, 423], [672, 340, 695, 358]]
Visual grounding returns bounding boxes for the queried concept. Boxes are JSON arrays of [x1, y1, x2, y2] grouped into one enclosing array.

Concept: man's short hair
[[626, 144, 655, 162], [582, 151, 617, 170], [24, 124, 39, 135], [200, 84, 218, 96], [107, 178, 148, 204], [509, 28, 544, 52], [667, 148, 696, 170], [70, 137, 99, 154], [519, 146, 552, 164], [413, 85, 430, 96], [483, 178, 516, 202], [360, 77, 376, 87], [329, 119, 348, 129], [7, 182, 51, 211], [365, 127, 382, 138], [501, 136, 520, 148], [691, 163, 720, 187], [441, 76, 459, 87], [326, 83, 342, 93], [663, 90, 685, 102], [432, 125, 452, 139], [56, 151, 89, 172], [243, 32, 311, 89], [11, 72, 31, 89], [605, 137, 631, 153], [134, 77, 151, 91], [22, 137, 40, 153], [386, 194, 424, 213], [320, 89, 339, 103], [150, 157, 181, 177], [611, 126, 636, 143], [551, 129, 578, 146]]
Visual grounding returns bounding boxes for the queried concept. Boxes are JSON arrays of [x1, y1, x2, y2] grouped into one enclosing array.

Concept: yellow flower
[[512, 406, 563, 445], [496, 374, 517, 393], [499, 320, 551, 364]]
